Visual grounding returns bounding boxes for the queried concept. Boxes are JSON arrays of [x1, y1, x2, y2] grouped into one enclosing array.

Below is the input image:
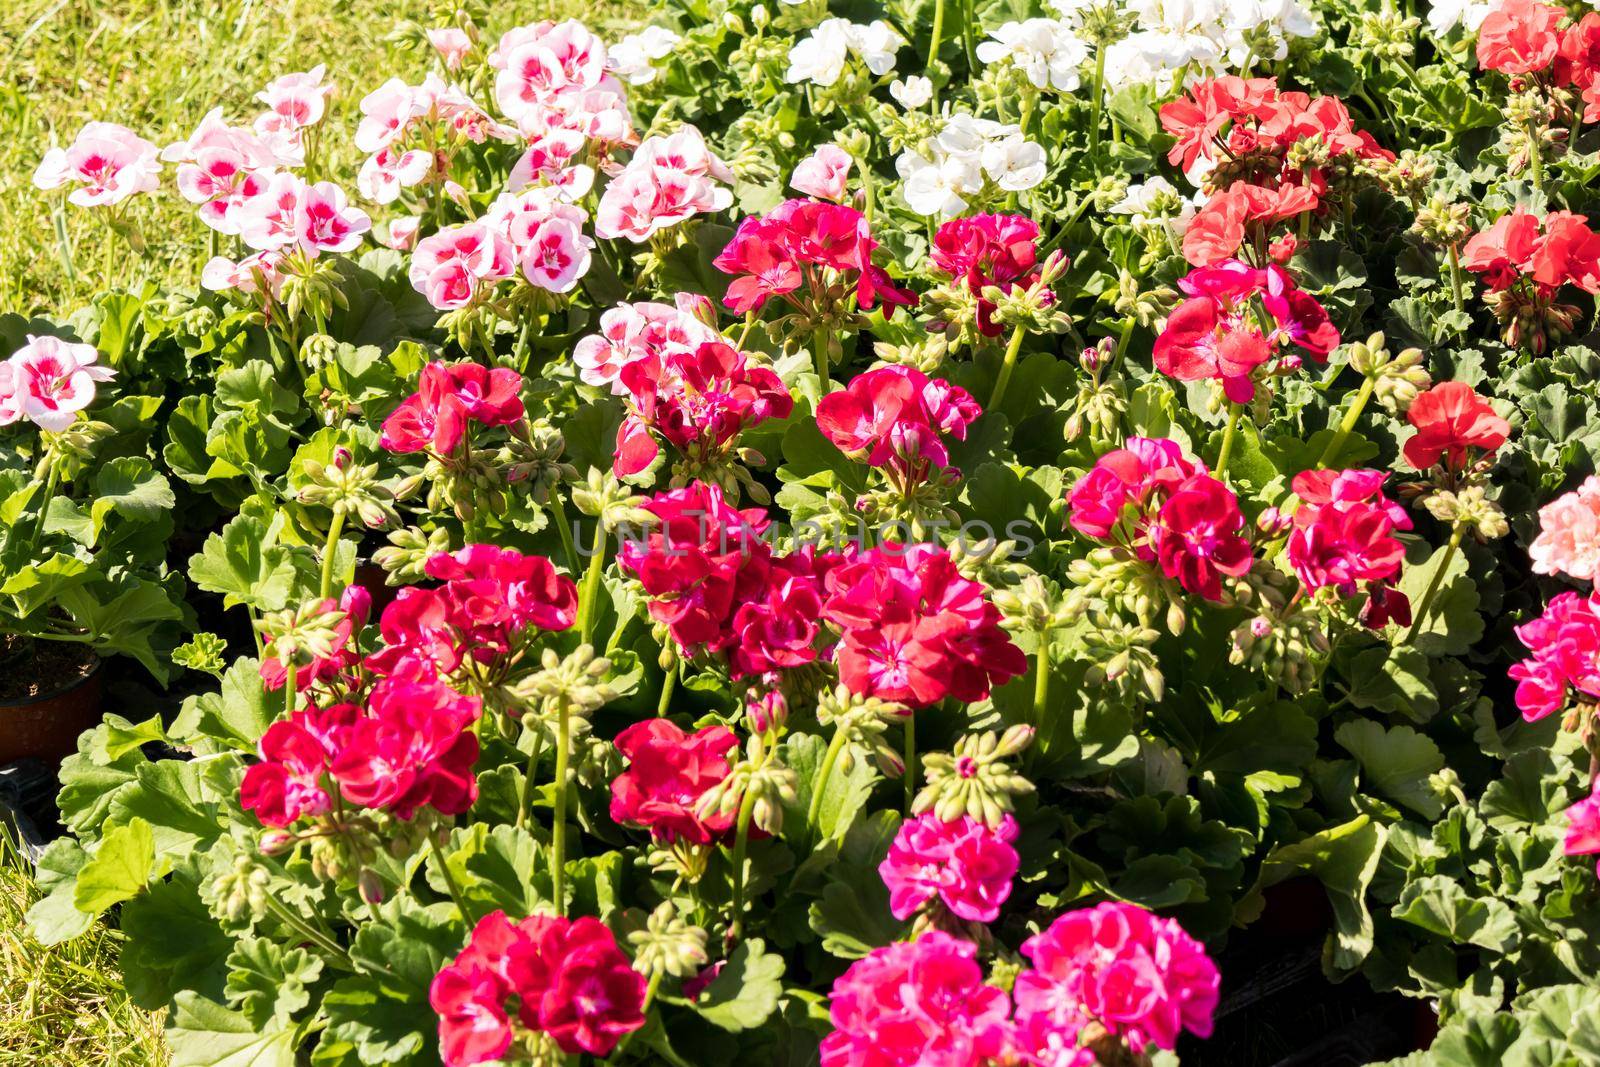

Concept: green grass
[[0, 0, 646, 315], [0, 826, 167, 1064]]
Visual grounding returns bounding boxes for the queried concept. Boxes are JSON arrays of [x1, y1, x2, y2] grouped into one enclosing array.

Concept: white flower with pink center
[[33, 122, 161, 208], [0, 336, 116, 432]]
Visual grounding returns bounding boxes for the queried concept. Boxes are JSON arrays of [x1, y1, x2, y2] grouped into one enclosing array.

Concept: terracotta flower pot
[[0, 653, 106, 767]]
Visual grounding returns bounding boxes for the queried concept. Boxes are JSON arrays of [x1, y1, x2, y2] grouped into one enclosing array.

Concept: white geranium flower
[[786, 18, 854, 85], [846, 20, 905, 75], [890, 75, 934, 108], [976, 19, 1091, 92], [1426, 0, 1493, 35], [608, 26, 682, 85], [898, 151, 984, 216], [982, 134, 1046, 190]]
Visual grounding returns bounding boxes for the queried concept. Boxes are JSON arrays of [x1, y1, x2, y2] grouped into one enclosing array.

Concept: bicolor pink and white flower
[[256, 66, 335, 131], [1530, 476, 1600, 582], [572, 298, 722, 392], [791, 144, 854, 202], [33, 122, 162, 207], [408, 223, 517, 309], [0, 335, 116, 432], [595, 126, 734, 242]]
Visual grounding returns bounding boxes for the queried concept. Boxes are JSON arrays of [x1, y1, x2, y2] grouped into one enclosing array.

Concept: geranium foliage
[[13, 0, 1600, 1063]]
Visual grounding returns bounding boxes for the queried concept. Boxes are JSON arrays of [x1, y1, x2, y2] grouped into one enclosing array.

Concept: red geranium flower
[[1402, 382, 1510, 471], [1477, 0, 1566, 74], [609, 718, 739, 843]]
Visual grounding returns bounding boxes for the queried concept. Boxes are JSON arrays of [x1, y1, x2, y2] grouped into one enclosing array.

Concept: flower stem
[[578, 522, 608, 646], [812, 324, 831, 386], [551, 699, 571, 915], [27, 457, 60, 556], [806, 728, 847, 831], [1447, 245, 1465, 317], [1089, 46, 1107, 157], [727, 783, 759, 943], [1316, 375, 1376, 468], [1529, 124, 1545, 193], [903, 714, 917, 816], [926, 0, 946, 90], [1215, 404, 1243, 478], [517, 732, 543, 831], [318, 506, 345, 600], [657, 661, 677, 716], [959, 0, 977, 70], [261, 893, 358, 973], [548, 490, 579, 575], [1403, 522, 1465, 645], [988, 324, 1028, 411], [284, 661, 298, 716], [430, 834, 473, 924], [1033, 636, 1051, 726]]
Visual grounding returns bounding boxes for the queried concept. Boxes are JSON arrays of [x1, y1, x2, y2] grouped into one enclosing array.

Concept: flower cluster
[[259, 586, 371, 692], [489, 19, 632, 144], [33, 122, 162, 207], [1154, 259, 1338, 402], [612, 339, 794, 478], [929, 213, 1054, 337], [0, 335, 116, 432], [880, 812, 1020, 923], [1161, 76, 1392, 266], [1401, 381, 1509, 472], [785, 18, 904, 86], [429, 911, 646, 1065], [380, 361, 525, 457], [714, 198, 915, 317], [896, 115, 1046, 218], [594, 126, 733, 243], [1068, 437, 1253, 601], [821, 543, 1026, 706], [820, 932, 1012, 1066], [609, 718, 739, 843], [1085, 0, 1318, 92], [1509, 591, 1600, 722], [573, 296, 722, 391], [617, 482, 836, 679], [370, 545, 578, 677], [1530, 476, 1600, 581], [1016, 901, 1221, 1056], [1462, 208, 1600, 350], [820, 904, 1218, 1065], [240, 671, 481, 826], [816, 366, 979, 485], [1286, 469, 1410, 624]]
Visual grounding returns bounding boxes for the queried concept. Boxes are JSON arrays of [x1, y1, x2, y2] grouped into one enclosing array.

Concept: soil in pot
[[0, 642, 105, 767]]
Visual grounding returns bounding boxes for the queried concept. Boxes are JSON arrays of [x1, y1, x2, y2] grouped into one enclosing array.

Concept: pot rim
[[0, 650, 104, 710]]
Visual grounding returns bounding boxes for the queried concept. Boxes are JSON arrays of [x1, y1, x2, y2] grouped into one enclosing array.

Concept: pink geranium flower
[[1015, 902, 1219, 1055], [791, 144, 853, 201], [880, 813, 1020, 922], [257, 65, 335, 130], [821, 933, 1014, 1067], [1564, 788, 1600, 876], [407, 222, 517, 309], [293, 180, 372, 254], [430, 911, 645, 1066], [572, 297, 721, 392], [428, 27, 474, 71], [0, 335, 116, 432], [1531, 476, 1600, 581], [33, 122, 161, 207], [1509, 591, 1600, 721], [595, 126, 733, 242]]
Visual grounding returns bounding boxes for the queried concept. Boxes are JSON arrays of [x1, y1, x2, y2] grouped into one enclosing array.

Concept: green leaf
[[783, 732, 877, 846], [1335, 719, 1446, 818], [119, 865, 234, 1010], [1244, 815, 1388, 971], [89, 456, 175, 543], [73, 816, 160, 914], [1397, 538, 1483, 656], [1339, 645, 1439, 723], [1394, 874, 1521, 954], [806, 811, 905, 958], [315, 976, 432, 1066], [188, 514, 302, 612], [166, 991, 297, 1067], [24, 838, 93, 945], [171, 657, 275, 752], [690, 938, 786, 1032], [226, 938, 325, 1028]]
